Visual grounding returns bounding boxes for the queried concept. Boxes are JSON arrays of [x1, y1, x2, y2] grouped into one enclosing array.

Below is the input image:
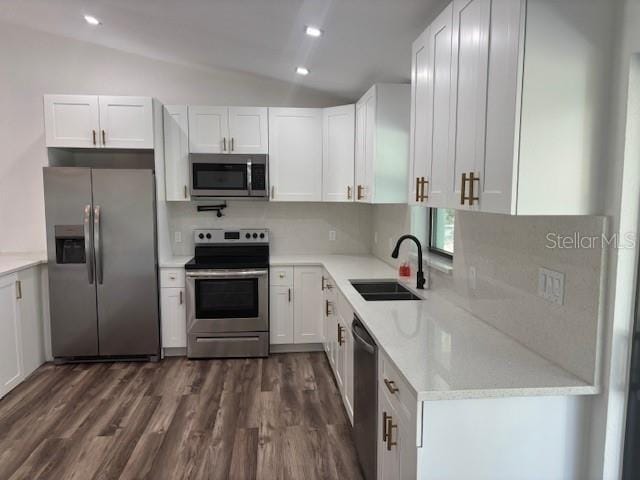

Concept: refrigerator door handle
[[83, 204, 94, 284], [94, 205, 103, 285]]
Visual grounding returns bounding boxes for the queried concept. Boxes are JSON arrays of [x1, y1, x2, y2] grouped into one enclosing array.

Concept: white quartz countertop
[[0, 252, 47, 277], [271, 254, 596, 401]]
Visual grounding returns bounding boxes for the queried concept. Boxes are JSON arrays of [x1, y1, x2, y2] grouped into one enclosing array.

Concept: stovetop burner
[[185, 228, 270, 270]]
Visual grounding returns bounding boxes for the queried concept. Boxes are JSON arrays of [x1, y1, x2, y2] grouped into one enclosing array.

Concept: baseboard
[[270, 343, 324, 353]]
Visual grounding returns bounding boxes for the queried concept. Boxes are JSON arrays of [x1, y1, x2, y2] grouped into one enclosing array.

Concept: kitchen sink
[[350, 280, 422, 301]]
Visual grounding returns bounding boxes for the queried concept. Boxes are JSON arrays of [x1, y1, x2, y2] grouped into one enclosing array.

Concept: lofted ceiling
[[0, 0, 446, 100]]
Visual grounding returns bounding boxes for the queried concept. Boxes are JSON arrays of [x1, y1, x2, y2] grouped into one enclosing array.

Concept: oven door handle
[[186, 269, 268, 278], [247, 161, 252, 196]]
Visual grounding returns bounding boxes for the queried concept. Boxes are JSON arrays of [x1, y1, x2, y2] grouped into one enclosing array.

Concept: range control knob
[[198, 233, 204, 239], [253, 233, 258, 239], [245, 233, 251, 239], [206, 233, 212, 239], [260, 233, 265, 239]]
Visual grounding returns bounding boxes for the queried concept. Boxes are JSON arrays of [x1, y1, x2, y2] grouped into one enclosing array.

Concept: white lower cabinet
[[269, 266, 323, 346], [159, 267, 187, 350], [160, 287, 186, 349], [0, 266, 46, 399]]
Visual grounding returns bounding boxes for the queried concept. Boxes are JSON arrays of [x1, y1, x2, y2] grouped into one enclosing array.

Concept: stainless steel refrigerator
[[43, 167, 160, 361]]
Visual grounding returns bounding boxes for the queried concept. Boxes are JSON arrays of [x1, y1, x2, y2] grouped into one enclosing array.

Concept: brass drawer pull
[[288, 288, 291, 303], [337, 323, 344, 345], [415, 177, 420, 202], [326, 299, 331, 317], [15, 280, 22, 300], [92, 129, 97, 146], [347, 185, 352, 199], [461, 172, 480, 205], [420, 177, 429, 202], [357, 185, 364, 200], [386, 415, 398, 450], [179, 290, 183, 305], [101, 129, 106, 146], [231, 137, 235, 152], [184, 185, 188, 198], [384, 378, 399, 394], [322, 276, 326, 291]]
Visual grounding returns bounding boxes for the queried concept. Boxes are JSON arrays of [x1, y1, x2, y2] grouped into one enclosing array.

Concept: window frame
[[428, 208, 454, 259]]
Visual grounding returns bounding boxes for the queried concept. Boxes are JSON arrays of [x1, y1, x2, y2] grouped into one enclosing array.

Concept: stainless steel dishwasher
[[352, 315, 378, 480]]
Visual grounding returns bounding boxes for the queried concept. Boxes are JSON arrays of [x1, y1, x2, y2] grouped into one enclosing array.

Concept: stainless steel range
[[185, 228, 269, 358]]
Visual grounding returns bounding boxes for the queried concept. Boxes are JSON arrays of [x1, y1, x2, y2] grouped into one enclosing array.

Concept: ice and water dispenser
[[54, 225, 86, 264]]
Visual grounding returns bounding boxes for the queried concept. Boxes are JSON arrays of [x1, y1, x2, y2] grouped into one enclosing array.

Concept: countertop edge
[[0, 255, 48, 277]]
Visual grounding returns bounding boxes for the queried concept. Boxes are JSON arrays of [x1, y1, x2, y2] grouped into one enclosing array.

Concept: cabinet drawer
[[270, 266, 293, 287], [160, 268, 185, 288], [380, 353, 417, 425]]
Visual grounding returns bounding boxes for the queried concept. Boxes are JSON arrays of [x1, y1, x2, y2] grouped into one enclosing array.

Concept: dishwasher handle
[[352, 320, 376, 354]]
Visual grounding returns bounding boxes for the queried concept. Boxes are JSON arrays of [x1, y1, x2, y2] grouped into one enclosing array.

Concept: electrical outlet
[[538, 268, 565, 305], [329, 230, 336, 241], [468, 266, 477, 290], [174, 231, 182, 244]]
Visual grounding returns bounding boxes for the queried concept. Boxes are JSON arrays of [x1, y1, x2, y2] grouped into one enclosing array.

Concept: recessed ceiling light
[[84, 15, 101, 26], [296, 67, 310, 76], [305, 26, 323, 37]]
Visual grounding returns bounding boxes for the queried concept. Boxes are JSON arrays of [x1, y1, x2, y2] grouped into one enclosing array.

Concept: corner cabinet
[[44, 95, 154, 149], [188, 106, 268, 154], [409, 0, 613, 215], [163, 105, 190, 201], [354, 84, 410, 204], [268, 108, 323, 202]]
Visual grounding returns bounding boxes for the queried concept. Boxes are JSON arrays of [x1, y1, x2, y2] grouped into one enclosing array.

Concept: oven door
[[190, 155, 250, 197], [186, 269, 268, 334]]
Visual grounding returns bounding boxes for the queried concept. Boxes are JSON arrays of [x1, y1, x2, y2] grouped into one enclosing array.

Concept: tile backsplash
[[371, 205, 607, 385], [167, 201, 373, 256]]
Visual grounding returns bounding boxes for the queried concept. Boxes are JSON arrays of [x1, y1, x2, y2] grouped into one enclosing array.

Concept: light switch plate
[[329, 230, 336, 241], [538, 267, 565, 305]]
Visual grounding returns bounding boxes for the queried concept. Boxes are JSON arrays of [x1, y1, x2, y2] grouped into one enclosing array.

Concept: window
[[429, 208, 455, 257]]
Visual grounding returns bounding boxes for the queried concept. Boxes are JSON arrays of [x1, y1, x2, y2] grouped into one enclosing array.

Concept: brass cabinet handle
[[386, 415, 398, 451], [322, 276, 326, 291], [15, 280, 22, 300], [415, 177, 420, 202], [231, 137, 235, 152], [223, 137, 227, 151], [179, 290, 183, 305], [383, 411, 390, 441], [271, 185, 275, 199], [347, 185, 352, 200], [184, 185, 188, 199], [461, 172, 467, 205], [384, 378, 399, 394], [325, 299, 331, 317], [337, 323, 344, 345], [288, 288, 291, 303], [357, 185, 364, 200], [461, 172, 480, 205], [420, 177, 429, 202], [92, 130, 97, 146], [101, 129, 106, 146]]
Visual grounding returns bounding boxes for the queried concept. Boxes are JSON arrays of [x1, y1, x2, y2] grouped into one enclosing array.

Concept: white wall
[[0, 21, 346, 253], [167, 201, 373, 257]]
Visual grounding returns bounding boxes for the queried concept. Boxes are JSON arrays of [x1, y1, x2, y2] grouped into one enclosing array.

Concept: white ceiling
[[0, 0, 446, 100]]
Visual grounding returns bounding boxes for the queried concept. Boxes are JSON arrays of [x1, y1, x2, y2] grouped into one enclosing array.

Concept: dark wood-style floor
[[0, 353, 363, 480]]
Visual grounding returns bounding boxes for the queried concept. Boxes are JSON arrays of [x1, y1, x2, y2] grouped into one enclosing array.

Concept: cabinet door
[[44, 95, 100, 148], [164, 105, 190, 201], [98, 96, 154, 149], [450, 0, 491, 209], [0, 274, 23, 398], [188, 106, 229, 153], [426, 4, 454, 208], [293, 266, 323, 343], [379, 390, 401, 480], [228, 107, 268, 154], [17, 267, 45, 379], [408, 31, 431, 206], [335, 316, 345, 391], [354, 101, 368, 203], [323, 105, 355, 202], [270, 285, 294, 344], [160, 287, 186, 349], [268, 108, 322, 202]]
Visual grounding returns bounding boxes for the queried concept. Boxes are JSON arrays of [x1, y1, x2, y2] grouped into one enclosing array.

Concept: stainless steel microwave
[[189, 153, 268, 199]]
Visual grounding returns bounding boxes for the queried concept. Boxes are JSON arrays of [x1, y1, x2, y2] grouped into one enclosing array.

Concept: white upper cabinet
[[323, 105, 356, 202], [354, 84, 411, 204], [268, 108, 323, 202], [409, 4, 454, 208], [98, 96, 154, 148], [163, 105, 190, 201], [44, 95, 100, 148], [227, 107, 268, 154], [188, 106, 267, 154], [412, 0, 612, 214], [44, 95, 154, 149], [188, 106, 229, 153]]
